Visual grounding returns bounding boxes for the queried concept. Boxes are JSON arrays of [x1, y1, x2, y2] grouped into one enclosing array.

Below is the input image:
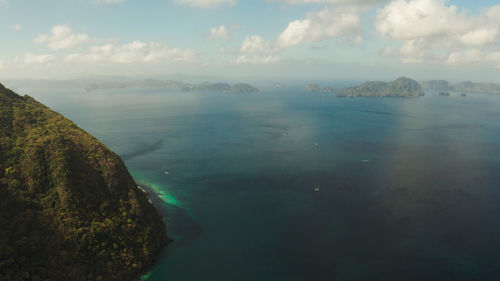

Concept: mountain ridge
[[337, 77, 425, 97], [0, 83, 169, 281], [419, 80, 500, 94]]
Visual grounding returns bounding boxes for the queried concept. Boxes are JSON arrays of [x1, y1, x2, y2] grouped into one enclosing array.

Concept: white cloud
[[446, 49, 500, 68], [174, 0, 236, 8], [276, 8, 362, 48], [22, 53, 56, 65], [0, 54, 56, 69], [35, 25, 90, 50], [376, 0, 500, 65], [209, 25, 231, 39], [234, 55, 281, 64], [11, 24, 22, 31], [377, 0, 466, 41], [239, 35, 275, 54], [235, 35, 279, 64], [93, 0, 124, 4], [274, 0, 388, 6], [457, 27, 498, 47], [235, 7, 362, 64], [65, 41, 198, 64], [381, 39, 439, 63]]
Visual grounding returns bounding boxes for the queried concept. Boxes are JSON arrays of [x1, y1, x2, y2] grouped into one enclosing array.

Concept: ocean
[[20, 85, 500, 281]]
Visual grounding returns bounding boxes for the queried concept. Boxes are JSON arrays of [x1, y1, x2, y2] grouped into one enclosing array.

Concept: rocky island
[[226, 83, 260, 93], [0, 83, 168, 281], [81, 79, 259, 93], [337, 77, 425, 97], [6, 78, 261, 95], [182, 82, 259, 93], [185, 82, 232, 92], [306, 84, 322, 92], [419, 80, 451, 91], [323, 87, 336, 93], [420, 80, 500, 94]]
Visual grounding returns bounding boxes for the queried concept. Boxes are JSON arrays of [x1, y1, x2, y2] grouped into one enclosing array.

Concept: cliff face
[[0, 83, 168, 281], [338, 77, 425, 97]]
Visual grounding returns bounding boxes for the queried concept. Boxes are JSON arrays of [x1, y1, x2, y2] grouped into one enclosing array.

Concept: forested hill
[[338, 77, 425, 97], [0, 83, 168, 281]]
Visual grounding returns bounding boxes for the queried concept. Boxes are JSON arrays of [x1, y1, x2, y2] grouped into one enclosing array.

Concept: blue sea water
[[21, 86, 500, 281]]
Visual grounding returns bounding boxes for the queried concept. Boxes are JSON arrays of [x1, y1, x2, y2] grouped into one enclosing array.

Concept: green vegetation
[[0, 83, 168, 281], [337, 77, 425, 97], [420, 80, 500, 94]]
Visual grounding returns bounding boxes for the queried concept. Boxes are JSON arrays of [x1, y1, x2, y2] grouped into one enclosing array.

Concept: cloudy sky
[[1, 0, 500, 81]]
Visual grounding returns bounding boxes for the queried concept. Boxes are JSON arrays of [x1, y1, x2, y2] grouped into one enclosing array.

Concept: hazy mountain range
[[4, 77, 259, 94], [419, 80, 500, 94]]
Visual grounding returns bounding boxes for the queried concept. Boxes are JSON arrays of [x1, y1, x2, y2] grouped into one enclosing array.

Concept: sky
[[1, 0, 500, 82]]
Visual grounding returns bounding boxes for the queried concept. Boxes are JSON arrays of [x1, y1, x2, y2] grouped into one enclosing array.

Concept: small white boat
[[314, 185, 320, 192], [164, 171, 169, 175], [314, 142, 319, 147]]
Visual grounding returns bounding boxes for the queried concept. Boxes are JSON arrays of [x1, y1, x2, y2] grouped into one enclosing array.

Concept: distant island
[[84, 80, 259, 93], [419, 80, 451, 91], [337, 77, 425, 98], [420, 80, 500, 94], [0, 82, 168, 281], [306, 84, 322, 92], [323, 87, 336, 93], [82, 80, 260, 93], [2, 78, 259, 94], [226, 83, 260, 93], [181, 82, 231, 92], [305, 84, 336, 93]]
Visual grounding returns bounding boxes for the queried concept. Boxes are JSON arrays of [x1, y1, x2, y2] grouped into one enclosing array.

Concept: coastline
[[132, 172, 186, 210], [134, 182, 174, 281], [131, 174, 203, 280]]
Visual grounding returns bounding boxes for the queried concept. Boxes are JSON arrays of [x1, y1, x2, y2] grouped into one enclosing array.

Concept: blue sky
[[1, 0, 500, 82]]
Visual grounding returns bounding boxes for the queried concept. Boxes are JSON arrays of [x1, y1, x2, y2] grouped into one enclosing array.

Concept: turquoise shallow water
[[20, 86, 500, 281]]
